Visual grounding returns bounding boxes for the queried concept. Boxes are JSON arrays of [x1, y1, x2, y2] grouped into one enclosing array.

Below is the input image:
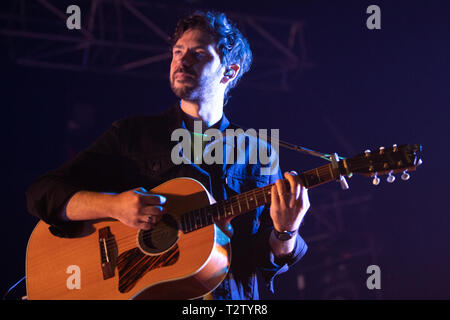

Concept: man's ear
[[221, 64, 240, 84]]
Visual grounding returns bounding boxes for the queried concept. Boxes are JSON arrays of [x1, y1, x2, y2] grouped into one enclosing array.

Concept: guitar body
[[26, 178, 231, 300], [25, 143, 423, 299]]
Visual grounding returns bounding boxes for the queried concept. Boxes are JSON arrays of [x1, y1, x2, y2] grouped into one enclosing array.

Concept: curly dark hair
[[171, 11, 253, 104]]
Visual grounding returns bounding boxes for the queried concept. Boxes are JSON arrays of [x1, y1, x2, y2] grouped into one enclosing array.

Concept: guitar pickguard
[[117, 245, 179, 293]]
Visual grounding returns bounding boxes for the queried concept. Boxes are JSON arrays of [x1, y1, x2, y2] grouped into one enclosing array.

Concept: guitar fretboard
[[180, 162, 342, 233]]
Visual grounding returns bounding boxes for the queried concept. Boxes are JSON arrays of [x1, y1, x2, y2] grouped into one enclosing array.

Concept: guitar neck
[[181, 162, 343, 233]]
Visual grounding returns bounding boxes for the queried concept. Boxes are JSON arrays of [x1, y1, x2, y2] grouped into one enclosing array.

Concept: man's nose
[[179, 51, 196, 68]]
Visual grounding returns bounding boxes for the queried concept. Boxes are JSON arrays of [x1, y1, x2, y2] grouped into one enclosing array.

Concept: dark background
[[1, 0, 449, 299]]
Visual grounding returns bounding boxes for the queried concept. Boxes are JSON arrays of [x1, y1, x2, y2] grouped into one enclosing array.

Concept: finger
[[289, 170, 301, 188], [290, 170, 306, 201], [136, 219, 152, 230], [141, 205, 165, 214], [270, 184, 279, 209], [295, 185, 310, 214], [149, 213, 163, 225], [275, 178, 288, 208], [301, 186, 310, 210], [144, 214, 158, 225], [140, 206, 165, 221], [135, 190, 167, 206], [284, 172, 299, 207]]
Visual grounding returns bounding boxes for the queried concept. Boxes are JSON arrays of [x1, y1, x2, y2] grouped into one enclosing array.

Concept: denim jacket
[[26, 104, 308, 300]]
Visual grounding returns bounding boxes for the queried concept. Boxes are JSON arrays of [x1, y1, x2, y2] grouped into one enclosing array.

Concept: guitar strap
[[225, 123, 345, 162]]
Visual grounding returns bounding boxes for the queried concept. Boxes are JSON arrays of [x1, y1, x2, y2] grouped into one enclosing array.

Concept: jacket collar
[[173, 102, 230, 133]]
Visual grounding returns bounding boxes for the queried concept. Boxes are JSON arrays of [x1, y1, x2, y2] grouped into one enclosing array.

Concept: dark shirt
[[26, 104, 308, 300]]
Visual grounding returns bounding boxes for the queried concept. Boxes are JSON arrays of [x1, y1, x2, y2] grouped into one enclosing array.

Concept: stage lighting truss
[[1, 0, 313, 92]]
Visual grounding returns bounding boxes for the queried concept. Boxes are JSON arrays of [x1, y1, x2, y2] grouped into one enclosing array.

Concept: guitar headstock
[[345, 144, 423, 185]]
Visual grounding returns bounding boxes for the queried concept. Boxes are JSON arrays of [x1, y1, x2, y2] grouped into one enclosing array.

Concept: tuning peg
[[372, 173, 380, 186], [401, 170, 410, 181], [339, 175, 349, 190], [387, 171, 395, 183]]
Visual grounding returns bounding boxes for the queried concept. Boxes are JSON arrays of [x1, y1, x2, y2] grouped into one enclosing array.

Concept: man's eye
[[195, 52, 206, 58]]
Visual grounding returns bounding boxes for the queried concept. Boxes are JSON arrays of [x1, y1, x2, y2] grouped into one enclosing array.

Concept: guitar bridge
[[99, 226, 117, 280]]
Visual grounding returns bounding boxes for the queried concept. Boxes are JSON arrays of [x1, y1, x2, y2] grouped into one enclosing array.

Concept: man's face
[[170, 28, 225, 101]]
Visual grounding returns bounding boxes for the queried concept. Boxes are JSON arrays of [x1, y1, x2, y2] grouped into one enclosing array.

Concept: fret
[[315, 167, 321, 182], [192, 211, 198, 229], [200, 208, 207, 227], [307, 171, 318, 187], [208, 209, 214, 224], [190, 211, 195, 230], [184, 212, 190, 232], [253, 189, 259, 207], [181, 214, 188, 232], [194, 212, 199, 229], [300, 174, 310, 189], [179, 152, 366, 234], [220, 205, 225, 218], [262, 187, 268, 203], [224, 205, 229, 217], [327, 163, 335, 180], [244, 193, 250, 210], [217, 204, 225, 219], [193, 211, 198, 230], [194, 209, 201, 230], [190, 212, 195, 231], [199, 212, 203, 228], [185, 214, 190, 232], [186, 212, 193, 232], [215, 205, 220, 219]]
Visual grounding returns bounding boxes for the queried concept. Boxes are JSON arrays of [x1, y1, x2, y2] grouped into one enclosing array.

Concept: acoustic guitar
[[25, 144, 422, 299]]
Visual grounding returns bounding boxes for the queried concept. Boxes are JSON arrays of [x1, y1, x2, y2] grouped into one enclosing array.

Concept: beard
[[169, 67, 200, 100], [170, 78, 196, 100], [170, 66, 222, 102]]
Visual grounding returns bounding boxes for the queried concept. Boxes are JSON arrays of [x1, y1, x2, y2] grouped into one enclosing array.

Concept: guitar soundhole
[[138, 214, 179, 255]]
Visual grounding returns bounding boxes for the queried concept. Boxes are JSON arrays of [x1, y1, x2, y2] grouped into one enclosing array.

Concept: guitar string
[[29, 183, 271, 265], [61, 164, 339, 252], [32, 154, 418, 284], [35, 167, 397, 271], [56, 159, 365, 260], [99, 153, 406, 246], [33, 240, 200, 295], [35, 164, 330, 263], [97, 153, 409, 246], [102, 178, 291, 245], [34, 152, 418, 282], [115, 162, 338, 242], [29, 183, 269, 264], [29, 182, 277, 265], [32, 158, 405, 265], [28, 190, 314, 293]]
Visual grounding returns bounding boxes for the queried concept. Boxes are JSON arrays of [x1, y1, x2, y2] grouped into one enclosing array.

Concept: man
[[26, 11, 310, 300]]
